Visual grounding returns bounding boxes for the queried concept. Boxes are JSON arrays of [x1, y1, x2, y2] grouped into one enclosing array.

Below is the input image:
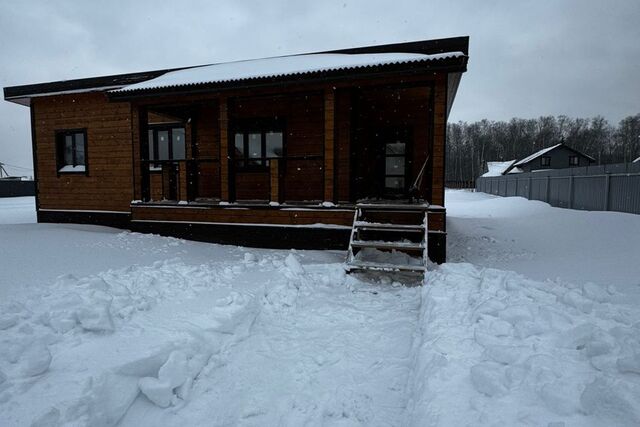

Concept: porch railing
[[140, 155, 325, 204]]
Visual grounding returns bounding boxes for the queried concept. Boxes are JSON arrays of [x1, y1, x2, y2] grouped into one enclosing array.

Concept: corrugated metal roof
[[514, 143, 563, 166], [112, 51, 464, 93]]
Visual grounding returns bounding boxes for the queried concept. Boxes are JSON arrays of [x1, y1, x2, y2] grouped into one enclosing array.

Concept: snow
[[114, 51, 464, 93], [482, 160, 516, 177], [633, 156, 640, 163], [0, 196, 35, 224], [58, 165, 86, 172], [1, 192, 639, 426], [514, 143, 563, 166]]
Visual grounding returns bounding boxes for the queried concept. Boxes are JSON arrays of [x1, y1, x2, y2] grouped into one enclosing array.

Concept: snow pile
[[0, 258, 261, 426], [481, 160, 516, 177], [405, 263, 640, 426]]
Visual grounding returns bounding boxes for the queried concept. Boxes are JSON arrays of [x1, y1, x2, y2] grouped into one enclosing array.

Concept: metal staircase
[[345, 203, 429, 274]]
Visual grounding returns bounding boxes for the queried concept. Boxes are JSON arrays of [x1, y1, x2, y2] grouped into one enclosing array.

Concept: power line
[[0, 162, 33, 171]]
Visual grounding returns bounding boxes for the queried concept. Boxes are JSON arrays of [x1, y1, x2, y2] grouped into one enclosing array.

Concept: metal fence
[[445, 180, 476, 189], [475, 162, 640, 215], [0, 180, 35, 197]]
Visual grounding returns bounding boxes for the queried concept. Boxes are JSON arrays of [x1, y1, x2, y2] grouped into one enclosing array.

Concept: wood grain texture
[[33, 92, 133, 211]]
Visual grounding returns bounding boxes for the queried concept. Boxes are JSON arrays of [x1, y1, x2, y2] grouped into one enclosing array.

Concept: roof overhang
[[4, 36, 469, 106]]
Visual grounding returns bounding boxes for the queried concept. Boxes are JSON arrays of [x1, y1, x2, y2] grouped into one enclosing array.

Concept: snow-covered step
[[345, 260, 426, 273], [350, 240, 424, 251], [353, 221, 425, 232]]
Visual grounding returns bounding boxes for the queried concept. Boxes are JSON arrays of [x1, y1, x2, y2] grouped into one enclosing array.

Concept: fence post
[[568, 175, 574, 209], [604, 173, 610, 211], [546, 175, 551, 203], [528, 176, 532, 200]]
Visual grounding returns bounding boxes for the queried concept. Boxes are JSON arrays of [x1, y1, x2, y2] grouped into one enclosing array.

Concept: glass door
[[382, 128, 410, 197]]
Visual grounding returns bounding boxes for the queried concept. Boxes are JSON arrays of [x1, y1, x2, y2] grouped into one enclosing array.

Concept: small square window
[[569, 156, 579, 166], [56, 130, 87, 173], [541, 156, 551, 167]]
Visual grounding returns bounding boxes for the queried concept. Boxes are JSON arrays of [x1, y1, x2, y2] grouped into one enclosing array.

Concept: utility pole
[[0, 162, 8, 178]]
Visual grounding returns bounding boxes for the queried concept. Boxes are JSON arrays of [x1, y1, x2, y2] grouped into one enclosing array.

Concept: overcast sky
[[1, 0, 638, 176]]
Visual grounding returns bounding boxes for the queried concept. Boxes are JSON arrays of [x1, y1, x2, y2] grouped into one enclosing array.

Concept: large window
[[56, 129, 87, 173], [148, 126, 186, 164], [233, 121, 284, 169]]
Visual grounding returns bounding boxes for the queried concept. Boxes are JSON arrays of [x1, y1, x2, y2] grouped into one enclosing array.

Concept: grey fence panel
[[498, 178, 505, 196], [475, 162, 640, 214], [530, 177, 548, 202], [609, 175, 640, 214], [516, 178, 528, 197], [549, 177, 570, 208], [572, 176, 606, 211], [506, 178, 517, 196]]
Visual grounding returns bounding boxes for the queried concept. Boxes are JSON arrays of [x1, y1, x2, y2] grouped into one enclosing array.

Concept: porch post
[[324, 88, 336, 203], [138, 105, 150, 202], [219, 97, 230, 201]]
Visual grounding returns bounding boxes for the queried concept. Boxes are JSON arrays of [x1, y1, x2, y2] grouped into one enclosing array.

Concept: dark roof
[[3, 36, 468, 106], [510, 142, 596, 170]]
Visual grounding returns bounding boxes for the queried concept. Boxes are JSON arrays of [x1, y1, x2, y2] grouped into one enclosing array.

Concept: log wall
[[32, 92, 133, 212]]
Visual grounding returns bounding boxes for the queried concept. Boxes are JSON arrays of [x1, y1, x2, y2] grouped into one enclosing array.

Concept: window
[[147, 126, 186, 167], [541, 156, 551, 167], [233, 120, 284, 169], [569, 155, 579, 166], [56, 130, 87, 173]]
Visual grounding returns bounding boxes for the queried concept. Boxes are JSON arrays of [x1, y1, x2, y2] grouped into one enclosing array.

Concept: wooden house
[[507, 142, 595, 173], [4, 36, 469, 269]]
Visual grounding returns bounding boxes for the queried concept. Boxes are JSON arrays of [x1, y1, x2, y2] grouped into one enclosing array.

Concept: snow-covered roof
[[481, 160, 516, 177], [633, 156, 640, 163], [113, 51, 464, 93], [514, 144, 563, 166]]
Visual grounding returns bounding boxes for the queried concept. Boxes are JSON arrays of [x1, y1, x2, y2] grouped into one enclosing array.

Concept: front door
[[379, 127, 411, 198]]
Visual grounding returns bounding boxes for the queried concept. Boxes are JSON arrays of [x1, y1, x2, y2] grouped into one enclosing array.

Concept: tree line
[[445, 114, 640, 181]]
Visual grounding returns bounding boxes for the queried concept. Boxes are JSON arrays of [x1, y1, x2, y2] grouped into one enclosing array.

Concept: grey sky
[[1, 0, 638, 175]]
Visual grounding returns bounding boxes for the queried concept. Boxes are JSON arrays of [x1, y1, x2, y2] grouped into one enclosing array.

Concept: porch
[[126, 80, 446, 261], [133, 80, 439, 210]]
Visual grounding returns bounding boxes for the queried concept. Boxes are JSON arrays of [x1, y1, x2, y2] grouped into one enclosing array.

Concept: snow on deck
[[113, 51, 464, 93], [1, 192, 639, 426]]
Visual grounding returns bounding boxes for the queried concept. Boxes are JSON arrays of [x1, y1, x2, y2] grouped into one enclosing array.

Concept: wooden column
[[324, 88, 336, 203], [137, 105, 150, 202], [219, 98, 230, 201], [178, 161, 188, 203], [270, 159, 281, 203], [431, 75, 447, 208]]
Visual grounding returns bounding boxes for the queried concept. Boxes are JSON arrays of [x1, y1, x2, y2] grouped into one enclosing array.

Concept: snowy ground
[[1, 193, 639, 426]]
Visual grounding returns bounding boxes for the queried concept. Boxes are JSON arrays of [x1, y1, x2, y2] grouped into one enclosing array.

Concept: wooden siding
[[31, 72, 449, 230], [131, 205, 355, 226], [335, 88, 352, 202], [33, 92, 133, 212], [324, 89, 335, 201], [351, 84, 433, 200], [432, 74, 447, 206], [219, 98, 230, 201], [230, 92, 325, 202]]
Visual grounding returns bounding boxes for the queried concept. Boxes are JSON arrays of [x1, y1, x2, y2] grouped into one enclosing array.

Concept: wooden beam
[[219, 98, 230, 201], [324, 88, 336, 202], [270, 159, 281, 204]]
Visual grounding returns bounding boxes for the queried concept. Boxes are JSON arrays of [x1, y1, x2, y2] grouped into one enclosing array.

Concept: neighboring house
[[481, 160, 519, 177], [3, 36, 469, 264], [508, 143, 595, 173]]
